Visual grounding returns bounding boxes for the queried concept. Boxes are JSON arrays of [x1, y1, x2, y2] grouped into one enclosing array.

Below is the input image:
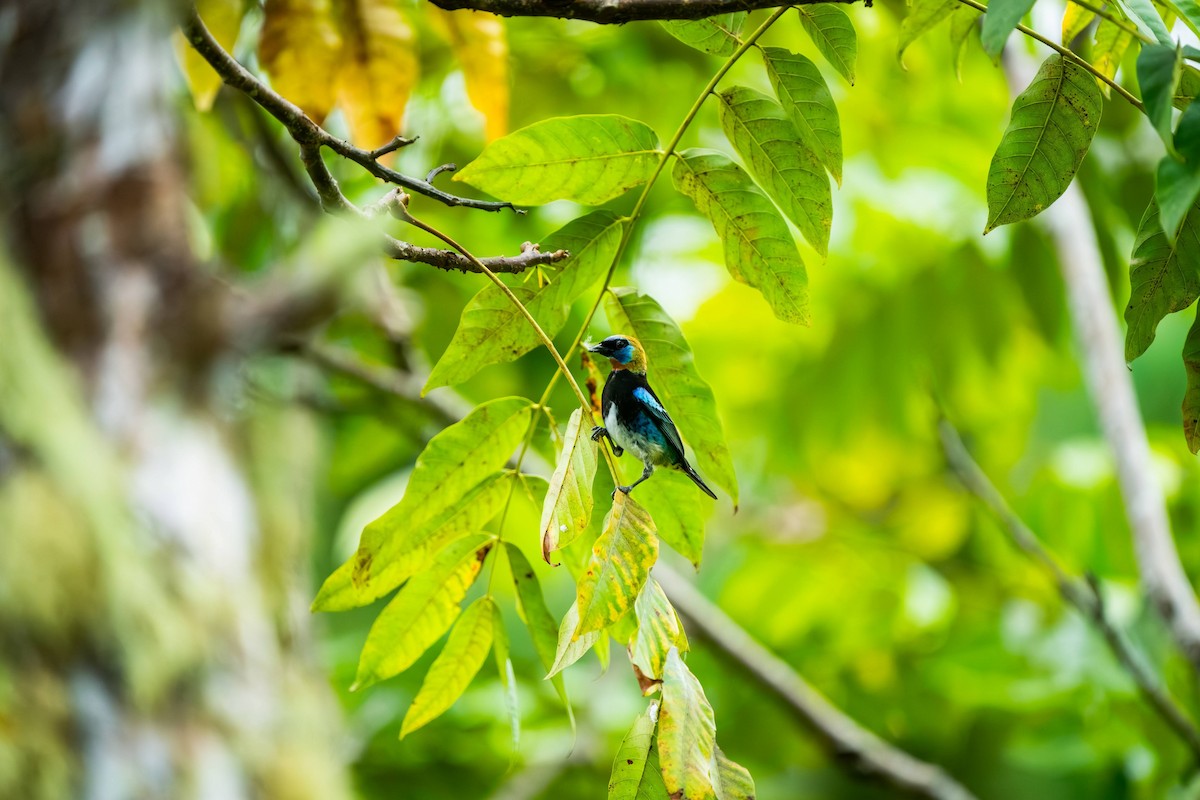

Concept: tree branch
[[428, 0, 862, 23], [652, 566, 979, 800], [939, 418, 1200, 759], [180, 4, 515, 213], [999, 53, 1200, 674]]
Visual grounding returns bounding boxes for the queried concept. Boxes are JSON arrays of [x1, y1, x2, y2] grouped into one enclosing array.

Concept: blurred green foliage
[[183, 1, 1200, 797]]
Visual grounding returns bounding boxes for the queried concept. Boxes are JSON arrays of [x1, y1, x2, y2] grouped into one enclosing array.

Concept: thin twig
[[1064, 0, 1151, 43], [939, 419, 1200, 760], [180, 5, 515, 213], [428, 0, 861, 23], [952, 0, 1145, 112], [653, 566, 979, 800]]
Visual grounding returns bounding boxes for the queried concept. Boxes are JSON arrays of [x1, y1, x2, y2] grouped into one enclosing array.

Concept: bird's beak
[[586, 343, 604, 354]]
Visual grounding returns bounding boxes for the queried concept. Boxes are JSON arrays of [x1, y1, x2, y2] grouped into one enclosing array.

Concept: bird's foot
[[590, 426, 606, 442], [611, 485, 633, 498], [612, 445, 623, 457]]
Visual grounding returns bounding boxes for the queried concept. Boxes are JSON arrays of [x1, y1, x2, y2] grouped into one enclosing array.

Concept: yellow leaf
[[573, 492, 658, 638], [176, 0, 245, 111], [1061, 1, 1096, 44], [335, 0, 419, 150], [429, 8, 509, 140], [259, 0, 343, 122]]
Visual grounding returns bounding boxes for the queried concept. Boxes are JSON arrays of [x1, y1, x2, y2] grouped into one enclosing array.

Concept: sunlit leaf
[[603, 288, 737, 507], [335, 0, 417, 150], [429, 8, 509, 140], [711, 747, 755, 800], [716, 86, 832, 256], [425, 211, 623, 391], [985, 54, 1103, 232], [313, 398, 531, 610], [1118, 0, 1174, 42], [898, 0, 957, 64], [312, 471, 511, 612], [629, 578, 689, 683], [400, 595, 495, 738], [1092, 17, 1135, 97], [658, 648, 717, 800], [505, 543, 572, 718], [541, 408, 600, 563], [178, 0, 244, 111], [1139, 44, 1184, 157], [980, 0, 1036, 58], [1184, 306, 1200, 452], [1125, 201, 1200, 361], [574, 492, 658, 637], [354, 534, 494, 690], [672, 149, 810, 324], [1062, 1, 1097, 43], [660, 13, 746, 56], [949, 5, 981, 79], [548, 600, 600, 677], [455, 115, 663, 205], [762, 47, 843, 186], [1156, 102, 1200, 240], [609, 703, 669, 800], [491, 600, 520, 751], [260, 0, 342, 122], [796, 5, 857, 85]]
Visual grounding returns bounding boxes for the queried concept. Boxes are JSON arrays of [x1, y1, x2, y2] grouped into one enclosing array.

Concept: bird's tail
[[680, 461, 718, 500]]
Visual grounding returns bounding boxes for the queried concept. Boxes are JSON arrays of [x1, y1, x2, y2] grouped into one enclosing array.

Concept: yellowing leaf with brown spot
[[177, 0, 245, 111], [429, 7, 509, 140], [336, 0, 419, 150], [572, 492, 657, 638], [260, 0, 342, 122]]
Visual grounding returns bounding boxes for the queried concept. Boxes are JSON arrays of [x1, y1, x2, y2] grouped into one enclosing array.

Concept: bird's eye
[[614, 338, 628, 348]]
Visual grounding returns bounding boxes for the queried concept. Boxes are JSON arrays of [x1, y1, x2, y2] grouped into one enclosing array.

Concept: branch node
[[370, 134, 418, 159]]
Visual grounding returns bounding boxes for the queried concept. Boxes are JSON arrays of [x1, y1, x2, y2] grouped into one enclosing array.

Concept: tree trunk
[[0, 2, 352, 797]]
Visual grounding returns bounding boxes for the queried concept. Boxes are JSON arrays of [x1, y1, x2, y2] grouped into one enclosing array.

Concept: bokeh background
[[5, 0, 1200, 798]]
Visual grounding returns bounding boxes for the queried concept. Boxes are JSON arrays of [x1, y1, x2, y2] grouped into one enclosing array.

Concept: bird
[[587, 334, 718, 500]]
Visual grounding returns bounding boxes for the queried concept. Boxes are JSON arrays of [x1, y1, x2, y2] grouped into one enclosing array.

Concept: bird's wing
[[633, 384, 686, 461]]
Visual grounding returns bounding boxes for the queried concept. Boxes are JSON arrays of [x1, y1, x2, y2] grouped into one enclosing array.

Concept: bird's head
[[587, 334, 646, 374]]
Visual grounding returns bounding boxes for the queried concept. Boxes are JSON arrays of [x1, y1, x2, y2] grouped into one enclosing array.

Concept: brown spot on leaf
[[626, 759, 634, 765]]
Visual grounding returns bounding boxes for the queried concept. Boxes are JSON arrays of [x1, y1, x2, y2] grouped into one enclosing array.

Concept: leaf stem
[[538, 6, 791, 404], [1067, 0, 1152, 43], [952, 0, 1145, 111]]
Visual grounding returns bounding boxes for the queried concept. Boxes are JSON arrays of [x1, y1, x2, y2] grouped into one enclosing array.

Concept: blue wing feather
[[633, 385, 686, 462]]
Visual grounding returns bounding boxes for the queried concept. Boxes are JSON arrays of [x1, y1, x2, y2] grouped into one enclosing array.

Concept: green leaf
[[315, 397, 531, 611], [424, 212, 624, 391], [1092, 17, 1135, 97], [898, 0, 958, 64], [761, 47, 843, 186], [1118, 0, 1174, 42], [1169, 0, 1200, 36], [673, 149, 810, 324], [949, 5, 981, 79], [630, 578, 689, 683], [1062, 1, 1097, 44], [980, 0, 1036, 58], [1139, 44, 1184, 156], [541, 408, 599, 564], [659, 648, 718, 800], [548, 600, 600, 677], [574, 492, 658, 637], [660, 13, 745, 56], [609, 704, 670, 800], [602, 290, 735, 507], [1157, 102, 1200, 240], [1125, 201, 1200, 360], [312, 471, 511, 612], [716, 86, 832, 256], [400, 595, 495, 738], [491, 601, 520, 752], [454, 115, 663, 205], [637, 471, 712, 567], [354, 534, 494, 690], [711, 748, 756, 800], [796, 5, 857, 85], [505, 543, 572, 719], [1184, 306, 1200, 453], [1177, 65, 1200, 110], [985, 54, 1103, 232]]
